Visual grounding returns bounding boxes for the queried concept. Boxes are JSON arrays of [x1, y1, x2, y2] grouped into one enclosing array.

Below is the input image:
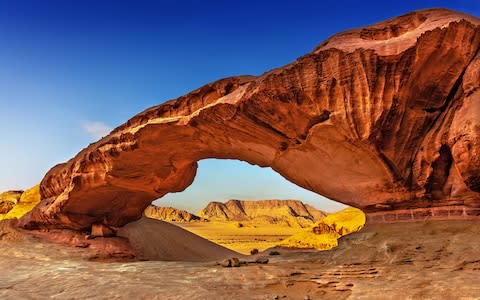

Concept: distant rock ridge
[[198, 199, 326, 227], [144, 205, 205, 223]]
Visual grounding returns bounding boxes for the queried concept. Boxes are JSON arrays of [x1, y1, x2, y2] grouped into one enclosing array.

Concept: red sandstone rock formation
[[20, 9, 480, 230]]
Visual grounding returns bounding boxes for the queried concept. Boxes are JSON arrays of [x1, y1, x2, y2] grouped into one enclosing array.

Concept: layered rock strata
[[19, 9, 480, 230]]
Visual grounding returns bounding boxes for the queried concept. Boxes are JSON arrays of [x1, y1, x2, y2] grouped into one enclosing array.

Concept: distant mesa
[[145, 199, 326, 228], [197, 199, 326, 228], [144, 205, 206, 223]]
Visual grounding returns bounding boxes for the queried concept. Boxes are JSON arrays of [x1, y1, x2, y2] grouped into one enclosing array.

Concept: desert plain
[[1, 218, 479, 299]]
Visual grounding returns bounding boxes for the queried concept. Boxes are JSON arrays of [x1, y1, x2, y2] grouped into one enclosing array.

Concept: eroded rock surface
[[20, 9, 480, 230]]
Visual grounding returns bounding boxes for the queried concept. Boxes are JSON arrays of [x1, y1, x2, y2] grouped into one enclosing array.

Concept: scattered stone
[[231, 257, 240, 267], [250, 248, 259, 255], [269, 250, 280, 256], [220, 259, 231, 268], [219, 257, 243, 268], [85, 234, 95, 240], [255, 257, 269, 264], [75, 242, 90, 248], [290, 271, 304, 276]]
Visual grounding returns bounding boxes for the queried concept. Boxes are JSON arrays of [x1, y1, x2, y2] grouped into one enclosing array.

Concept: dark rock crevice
[[425, 144, 453, 200]]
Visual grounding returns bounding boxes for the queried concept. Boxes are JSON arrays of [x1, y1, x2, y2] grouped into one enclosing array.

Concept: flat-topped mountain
[[198, 199, 326, 227], [144, 205, 205, 223]]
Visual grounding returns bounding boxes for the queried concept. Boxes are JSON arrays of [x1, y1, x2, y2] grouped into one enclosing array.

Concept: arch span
[[20, 9, 480, 230]]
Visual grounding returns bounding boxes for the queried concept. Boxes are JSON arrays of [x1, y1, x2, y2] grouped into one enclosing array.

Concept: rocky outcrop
[[1, 186, 40, 221], [144, 205, 205, 222], [198, 199, 326, 227], [0, 191, 22, 215], [19, 9, 480, 230], [279, 207, 365, 250]]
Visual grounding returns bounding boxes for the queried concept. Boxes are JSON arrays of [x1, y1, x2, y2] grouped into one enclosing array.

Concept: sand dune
[[117, 217, 241, 262]]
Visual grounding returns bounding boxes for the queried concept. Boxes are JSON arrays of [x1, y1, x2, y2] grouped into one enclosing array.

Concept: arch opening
[[145, 158, 350, 253], [155, 158, 347, 214]]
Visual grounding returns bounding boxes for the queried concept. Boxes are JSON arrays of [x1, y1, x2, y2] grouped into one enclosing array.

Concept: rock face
[[19, 9, 480, 230], [198, 199, 326, 227], [144, 205, 204, 222]]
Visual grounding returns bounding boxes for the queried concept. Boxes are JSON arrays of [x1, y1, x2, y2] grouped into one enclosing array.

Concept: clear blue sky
[[0, 0, 478, 212]]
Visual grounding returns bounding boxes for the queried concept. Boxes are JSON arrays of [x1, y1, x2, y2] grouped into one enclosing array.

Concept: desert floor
[[1, 220, 479, 299], [177, 221, 303, 254]]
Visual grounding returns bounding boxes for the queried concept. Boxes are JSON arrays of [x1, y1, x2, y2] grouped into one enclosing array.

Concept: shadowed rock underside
[[19, 9, 480, 230]]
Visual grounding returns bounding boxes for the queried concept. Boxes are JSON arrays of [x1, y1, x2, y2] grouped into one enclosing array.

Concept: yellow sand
[[0, 185, 41, 220], [178, 207, 365, 254], [178, 221, 302, 254], [0, 191, 22, 219], [279, 207, 365, 250]]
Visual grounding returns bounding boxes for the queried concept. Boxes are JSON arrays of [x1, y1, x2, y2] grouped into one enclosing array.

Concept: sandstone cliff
[[198, 199, 326, 227], [19, 9, 480, 230], [144, 205, 205, 222]]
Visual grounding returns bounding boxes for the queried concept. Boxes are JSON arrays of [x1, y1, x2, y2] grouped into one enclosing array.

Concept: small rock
[[272, 296, 279, 300], [250, 248, 259, 255], [255, 257, 269, 264], [239, 260, 248, 265], [231, 257, 240, 267], [220, 259, 232, 267], [304, 296, 311, 300], [75, 242, 90, 248], [85, 234, 95, 240]]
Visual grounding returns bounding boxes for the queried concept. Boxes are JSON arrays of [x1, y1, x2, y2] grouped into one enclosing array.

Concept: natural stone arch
[[21, 9, 480, 230]]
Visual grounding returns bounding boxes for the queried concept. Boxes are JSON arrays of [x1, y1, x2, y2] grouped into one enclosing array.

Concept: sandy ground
[[177, 221, 303, 254], [117, 218, 240, 261], [0, 220, 479, 299]]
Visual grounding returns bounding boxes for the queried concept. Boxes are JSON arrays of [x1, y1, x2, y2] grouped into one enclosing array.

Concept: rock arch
[[21, 9, 480, 230]]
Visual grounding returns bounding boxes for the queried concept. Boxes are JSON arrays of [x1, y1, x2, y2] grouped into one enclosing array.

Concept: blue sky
[[0, 1, 478, 212]]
